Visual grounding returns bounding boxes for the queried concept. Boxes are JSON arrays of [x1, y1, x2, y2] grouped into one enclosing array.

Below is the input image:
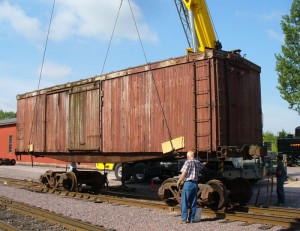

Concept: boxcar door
[[45, 91, 68, 152], [68, 82, 101, 152]]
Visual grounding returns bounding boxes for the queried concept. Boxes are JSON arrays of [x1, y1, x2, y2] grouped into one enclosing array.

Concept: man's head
[[277, 154, 283, 162], [187, 151, 194, 159]]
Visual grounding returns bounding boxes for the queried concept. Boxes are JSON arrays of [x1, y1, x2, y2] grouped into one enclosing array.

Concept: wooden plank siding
[[15, 50, 263, 163]]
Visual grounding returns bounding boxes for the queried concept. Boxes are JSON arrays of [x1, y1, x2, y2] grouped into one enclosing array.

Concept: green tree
[[278, 129, 288, 138], [263, 131, 278, 152], [0, 109, 16, 120], [275, 0, 300, 114]]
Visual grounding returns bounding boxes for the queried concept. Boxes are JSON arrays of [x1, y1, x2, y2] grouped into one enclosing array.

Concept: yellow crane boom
[[178, 0, 221, 52]]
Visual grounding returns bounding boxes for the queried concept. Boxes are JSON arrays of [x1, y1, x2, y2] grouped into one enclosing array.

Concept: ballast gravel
[[0, 185, 285, 231], [0, 165, 298, 231], [0, 206, 69, 231]]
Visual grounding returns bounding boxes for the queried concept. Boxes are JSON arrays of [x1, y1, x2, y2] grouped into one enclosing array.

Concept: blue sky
[[0, 0, 298, 134]]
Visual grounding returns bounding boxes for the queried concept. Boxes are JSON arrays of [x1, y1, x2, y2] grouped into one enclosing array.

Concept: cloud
[[258, 10, 283, 21], [38, 61, 72, 79], [267, 29, 284, 43], [0, 1, 42, 41], [50, 0, 158, 42], [0, 1, 158, 44], [0, 76, 36, 112], [235, 10, 283, 22]]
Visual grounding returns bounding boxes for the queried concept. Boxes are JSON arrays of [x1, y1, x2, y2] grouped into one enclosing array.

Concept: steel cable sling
[[28, 0, 56, 166], [101, 0, 177, 153]]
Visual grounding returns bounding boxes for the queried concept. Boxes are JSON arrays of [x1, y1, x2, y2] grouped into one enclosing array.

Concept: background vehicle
[[277, 126, 300, 166], [97, 157, 264, 184], [96, 161, 184, 183]]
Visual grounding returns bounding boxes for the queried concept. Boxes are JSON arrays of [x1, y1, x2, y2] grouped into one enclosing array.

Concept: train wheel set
[[0, 158, 16, 166], [158, 177, 253, 210], [39, 168, 253, 210], [40, 170, 108, 193]]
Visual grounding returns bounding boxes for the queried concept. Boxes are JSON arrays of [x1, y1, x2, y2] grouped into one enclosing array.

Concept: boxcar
[[16, 50, 263, 163]]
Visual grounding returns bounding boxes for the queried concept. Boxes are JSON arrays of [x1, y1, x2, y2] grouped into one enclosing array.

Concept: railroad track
[[1, 176, 300, 229], [0, 196, 110, 231]]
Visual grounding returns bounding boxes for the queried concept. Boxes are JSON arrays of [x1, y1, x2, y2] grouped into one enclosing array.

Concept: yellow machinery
[[95, 163, 114, 171], [174, 0, 221, 53]]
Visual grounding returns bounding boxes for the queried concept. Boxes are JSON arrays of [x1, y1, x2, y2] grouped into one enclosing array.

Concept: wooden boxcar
[[16, 50, 263, 163]]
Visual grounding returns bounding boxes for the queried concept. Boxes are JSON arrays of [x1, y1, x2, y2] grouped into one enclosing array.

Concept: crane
[[174, 0, 222, 53]]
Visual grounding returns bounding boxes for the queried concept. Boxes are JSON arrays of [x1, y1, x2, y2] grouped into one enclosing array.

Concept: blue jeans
[[276, 177, 285, 204], [180, 181, 198, 222]]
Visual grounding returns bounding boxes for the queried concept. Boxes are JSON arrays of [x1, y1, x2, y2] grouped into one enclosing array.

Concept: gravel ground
[[0, 206, 69, 231], [1, 164, 299, 231]]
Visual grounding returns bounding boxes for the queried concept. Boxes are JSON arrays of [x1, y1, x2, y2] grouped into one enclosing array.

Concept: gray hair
[[187, 151, 194, 158]]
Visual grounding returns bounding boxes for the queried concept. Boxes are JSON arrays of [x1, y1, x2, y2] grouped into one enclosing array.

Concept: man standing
[[275, 154, 286, 206], [177, 151, 203, 223]]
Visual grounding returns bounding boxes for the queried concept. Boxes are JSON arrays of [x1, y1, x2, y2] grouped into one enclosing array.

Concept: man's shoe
[[180, 220, 187, 224]]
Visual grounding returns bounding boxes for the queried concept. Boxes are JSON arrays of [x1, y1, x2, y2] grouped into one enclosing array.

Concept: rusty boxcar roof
[[17, 50, 260, 100]]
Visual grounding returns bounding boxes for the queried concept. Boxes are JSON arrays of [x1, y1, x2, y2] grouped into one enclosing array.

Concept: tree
[[0, 109, 16, 120], [278, 129, 288, 138], [263, 131, 278, 152], [275, 0, 300, 114]]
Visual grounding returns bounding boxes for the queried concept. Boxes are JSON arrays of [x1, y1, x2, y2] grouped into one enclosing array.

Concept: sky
[[0, 0, 298, 134]]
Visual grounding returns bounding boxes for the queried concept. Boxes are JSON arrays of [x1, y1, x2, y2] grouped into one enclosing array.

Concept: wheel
[[206, 179, 228, 210], [114, 163, 131, 181], [159, 178, 179, 206], [3, 158, 10, 165], [9, 159, 16, 166], [63, 171, 77, 191], [133, 163, 149, 183], [89, 171, 105, 193]]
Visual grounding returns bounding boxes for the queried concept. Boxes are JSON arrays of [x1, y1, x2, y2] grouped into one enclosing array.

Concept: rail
[[0, 196, 109, 231], [1, 177, 300, 229]]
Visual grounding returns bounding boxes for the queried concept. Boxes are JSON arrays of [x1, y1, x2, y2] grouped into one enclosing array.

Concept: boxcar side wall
[[101, 61, 196, 154], [16, 51, 262, 163]]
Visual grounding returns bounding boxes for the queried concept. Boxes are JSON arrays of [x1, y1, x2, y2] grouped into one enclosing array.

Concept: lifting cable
[[101, 0, 124, 75], [28, 0, 56, 158], [127, 0, 176, 152], [102, 0, 176, 152]]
